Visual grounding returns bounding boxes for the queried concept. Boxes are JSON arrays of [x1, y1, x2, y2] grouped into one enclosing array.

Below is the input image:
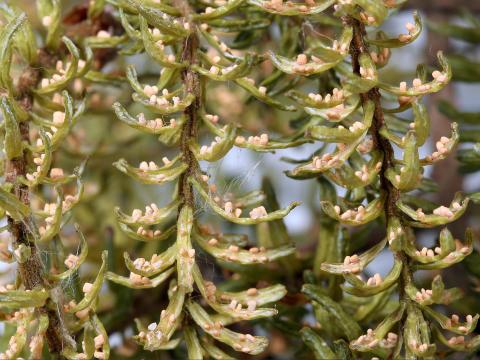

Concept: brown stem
[[345, 15, 412, 307], [6, 50, 70, 357], [176, 4, 201, 209]]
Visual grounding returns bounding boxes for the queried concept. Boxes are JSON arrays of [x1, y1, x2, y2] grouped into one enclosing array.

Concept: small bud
[[50, 168, 64, 179], [162, 157, 171, 165], [249, 206, 267, 219], [52, 111, 65, 126], [296, 54, 308, 65], [234, 208, 242, 218], [82, 282, 93, 293], [246, 288, 258, 296], [96, 30, 111, 38], [42, 16, 52, 27], [94, 334, 105, 349], [433, 205, 454, 218], [41, 78, 50, 88], [247, 300, 257, 311], [64, 254, 79, 269], [139, 162, 149, 171]]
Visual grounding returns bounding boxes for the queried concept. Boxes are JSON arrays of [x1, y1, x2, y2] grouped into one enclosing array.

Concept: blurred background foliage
[[1, 0, 480, 358]]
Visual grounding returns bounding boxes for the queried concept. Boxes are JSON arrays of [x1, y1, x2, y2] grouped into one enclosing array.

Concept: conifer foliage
[[0, 0, 478, 359]]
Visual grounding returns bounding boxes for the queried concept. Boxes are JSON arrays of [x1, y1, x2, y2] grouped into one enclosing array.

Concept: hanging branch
[[345, 14, 412, 302], [107, 0, 300, 356], [0, 2, 112, 358], [4, 32, 70, 358]]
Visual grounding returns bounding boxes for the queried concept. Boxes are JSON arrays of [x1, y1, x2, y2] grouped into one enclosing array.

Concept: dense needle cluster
[[0, 2, 109, 359], [277, 1, 478, 358], [106, 0, 301, 356], [0, 0, 479, 359]]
